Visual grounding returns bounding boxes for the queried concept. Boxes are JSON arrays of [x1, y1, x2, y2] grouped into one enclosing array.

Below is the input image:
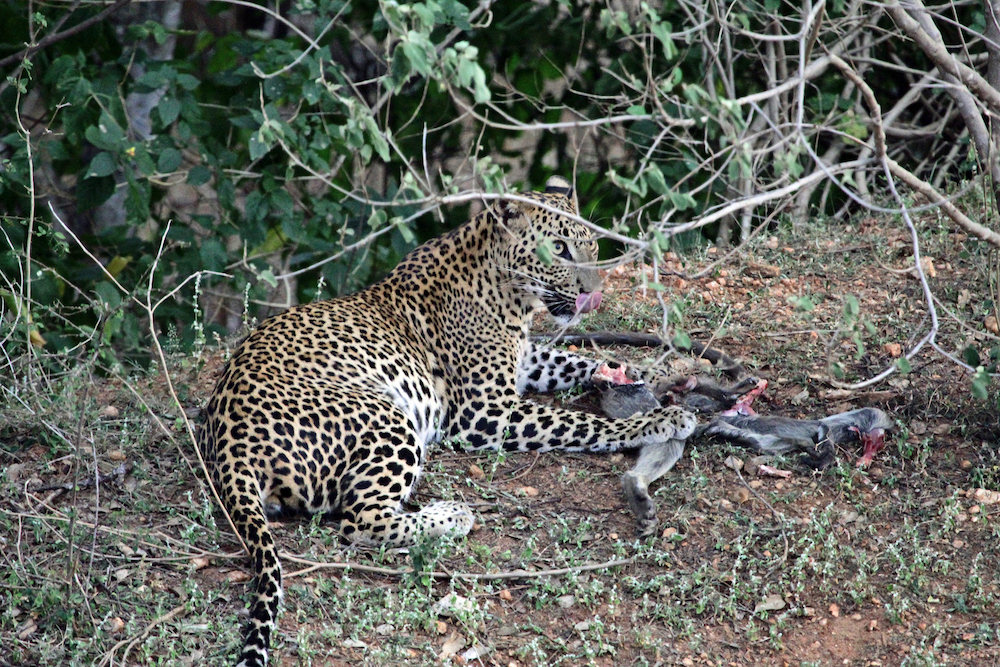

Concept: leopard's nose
[[575, 291, 602, 314]]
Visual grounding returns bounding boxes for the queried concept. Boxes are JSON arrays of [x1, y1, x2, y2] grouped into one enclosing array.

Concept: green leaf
[[394, 217, 416, 245], [402, 33, 432, 77], [972, 368, 989, 400], [158, 96, 182, 126], [667, 190, 697, 211], [125, 174, 150, 224], [131, 144, 156, 176], [788, 295, 815, 312], [84, 113, 125, 151], [650, 21, 677, 59], [627, 105, 647, 116], [962, 345, 981, 367], [844, 294, 860, 319], [673, 331, 692, 350], [535, 238, 554, 265], [363, 115, 391, 162], [86, 152, 116, 178], [248, 132, 271, 160], [367, 209, 388, 230], [644, 164, 669, 195], [896, 357, 911, 374], [259, 268, 278, 289], [157, 147, 182, 173], [188, 166, 211, 186], [200, 238, 228, 271]]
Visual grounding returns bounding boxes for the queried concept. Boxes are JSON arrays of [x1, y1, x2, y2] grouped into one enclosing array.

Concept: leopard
[[198, 176, 697, 667]]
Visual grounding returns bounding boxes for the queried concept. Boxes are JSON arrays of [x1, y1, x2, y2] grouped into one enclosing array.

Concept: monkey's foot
[[622, 471, 659, 536]]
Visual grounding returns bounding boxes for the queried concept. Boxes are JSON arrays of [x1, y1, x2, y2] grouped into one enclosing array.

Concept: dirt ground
[[3, 212, 999, 667]]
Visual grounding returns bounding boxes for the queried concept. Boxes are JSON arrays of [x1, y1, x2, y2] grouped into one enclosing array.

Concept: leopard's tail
[[199, 423, 281, 667], [227, 468, 281, 667]]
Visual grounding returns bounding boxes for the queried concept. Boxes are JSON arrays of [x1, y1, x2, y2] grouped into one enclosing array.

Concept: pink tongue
[[575, 291, 603, 314]]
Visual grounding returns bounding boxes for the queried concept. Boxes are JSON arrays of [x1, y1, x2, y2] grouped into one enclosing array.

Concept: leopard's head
[[493, 176, 603, 324]]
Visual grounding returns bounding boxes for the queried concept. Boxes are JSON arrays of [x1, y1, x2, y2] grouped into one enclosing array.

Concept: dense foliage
[[1, 0, 997, 382]]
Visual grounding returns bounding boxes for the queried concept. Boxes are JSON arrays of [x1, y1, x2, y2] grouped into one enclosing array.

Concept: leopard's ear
[[493, 196, 530, 231], [545, 175, 578, 212], [545, 175, 573, 197]]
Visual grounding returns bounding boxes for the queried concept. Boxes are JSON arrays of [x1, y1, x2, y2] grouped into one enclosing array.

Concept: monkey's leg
[[621, 438, 686, 536]]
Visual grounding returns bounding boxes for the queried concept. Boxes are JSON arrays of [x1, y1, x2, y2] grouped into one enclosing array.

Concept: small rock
[[883, 343, 902, 357], [829, 603, 840, 618], [973, 488, 1000, 504], [516, 486, 539, 497], [499, 589, 512, 602], [433, 593, 478, 618], [462, 645, 491, 661], [573, 620, 591, 632], [987, 315, 999, 334], [754, 593, 786, 613], [469, 464, 485, 480], [724, 456, 744, 471], [100, 405, 120, 418], [343, 639, 367, 649], [108, 617, 125, 634], [375, 623, 395, 635], [661, 527, 678, 539], [557, 595, 576, 609]]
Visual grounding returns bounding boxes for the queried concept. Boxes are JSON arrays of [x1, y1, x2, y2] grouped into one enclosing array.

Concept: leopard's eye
[[552, 240, 572, 260]]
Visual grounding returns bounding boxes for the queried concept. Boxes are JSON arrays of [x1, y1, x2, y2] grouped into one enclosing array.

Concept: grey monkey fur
[[618, 403, 893, 535], [699, 407, 894, 469]]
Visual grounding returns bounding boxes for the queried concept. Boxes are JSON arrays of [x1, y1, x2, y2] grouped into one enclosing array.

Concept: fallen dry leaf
[[754, 593, 785, 613], [986, 315, 999, 335]]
